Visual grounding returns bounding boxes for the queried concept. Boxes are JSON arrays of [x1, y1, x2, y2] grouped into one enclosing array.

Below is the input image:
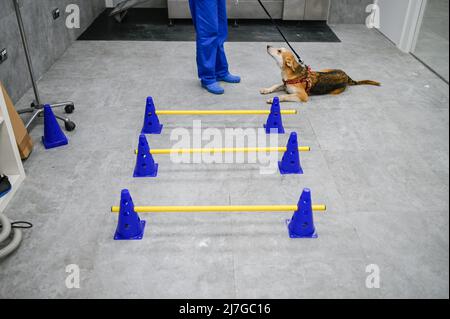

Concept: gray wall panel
[[283, 0, 306, 21], [304, 0, 330, 20], [328, 0, 373, 24], [0, 0, 16, 20], [106, 0, 167, 8], [0, 0, 105, 103]]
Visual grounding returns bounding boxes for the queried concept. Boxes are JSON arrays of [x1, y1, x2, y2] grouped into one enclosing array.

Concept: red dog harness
[[283, 66, 313, 93]]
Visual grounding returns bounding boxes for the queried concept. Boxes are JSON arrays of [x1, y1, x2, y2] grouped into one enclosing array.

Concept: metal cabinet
[[283, 0, 330, 20], [304, 0, 330, 20], [168, 0, 284, 19], [167, 0, 191, 19], [168, 0, 329, 21], [228, 0, 284, 19], [282, 0, 306, 20]]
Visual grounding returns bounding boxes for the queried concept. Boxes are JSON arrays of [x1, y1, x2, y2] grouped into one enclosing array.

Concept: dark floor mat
[[78, 8, 340, 43]]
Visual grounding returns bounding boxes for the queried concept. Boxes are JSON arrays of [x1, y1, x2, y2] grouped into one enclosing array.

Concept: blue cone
[[42, 105, 68, 149], [278, 132, 303, 175], [114, 189, 146, 240], [287, 188, 318, 238], [134, 134, 158, 178], [142, 96, 163, 134], [264, 97, 285, 134]]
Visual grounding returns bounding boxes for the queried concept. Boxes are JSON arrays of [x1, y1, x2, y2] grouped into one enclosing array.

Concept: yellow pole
[[154, 110, 297, 115], [135, 146, 311, 155], [111, 205, 327, 213]]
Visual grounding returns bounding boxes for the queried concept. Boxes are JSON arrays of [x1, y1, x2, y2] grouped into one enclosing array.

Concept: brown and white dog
[[260, 46, 381, 103]]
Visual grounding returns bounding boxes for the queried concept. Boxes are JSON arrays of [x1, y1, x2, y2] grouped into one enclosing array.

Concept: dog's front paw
[[260, 88, 272, 95], [266, 98, 274, 104]]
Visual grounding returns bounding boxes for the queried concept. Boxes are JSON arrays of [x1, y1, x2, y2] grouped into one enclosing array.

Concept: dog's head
[[267, 45, 299, 72]]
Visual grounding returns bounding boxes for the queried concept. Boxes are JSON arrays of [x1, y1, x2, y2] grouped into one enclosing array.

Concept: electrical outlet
[[52, 8, 60, 20], [0, 48, 7, 64]]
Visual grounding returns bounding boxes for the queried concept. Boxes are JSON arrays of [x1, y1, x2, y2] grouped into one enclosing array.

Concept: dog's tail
[[348, 78, 381, 86]]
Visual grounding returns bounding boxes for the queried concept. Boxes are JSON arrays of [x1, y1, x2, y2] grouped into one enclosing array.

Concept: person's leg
[[215, 0, 229, 78], [188, 0, 221, 88], [215, 0, 240, 83]]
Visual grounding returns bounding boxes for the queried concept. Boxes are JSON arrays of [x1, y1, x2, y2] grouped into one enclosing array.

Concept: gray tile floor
[[0, 25, 448, 299]]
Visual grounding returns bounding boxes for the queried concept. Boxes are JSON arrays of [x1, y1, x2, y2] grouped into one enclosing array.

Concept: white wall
[[376, 0, 425, 52], [377, 0, 411, 44]]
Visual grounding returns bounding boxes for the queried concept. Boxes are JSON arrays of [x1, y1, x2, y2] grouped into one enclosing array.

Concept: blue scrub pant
[[189, 0, 230, 85]]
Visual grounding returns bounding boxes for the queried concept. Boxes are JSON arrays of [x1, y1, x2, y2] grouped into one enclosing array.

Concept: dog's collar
[[283, 66, 313, 92]]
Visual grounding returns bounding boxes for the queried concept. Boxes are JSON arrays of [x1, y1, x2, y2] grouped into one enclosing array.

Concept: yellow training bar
[[136, 146, 311, 155], [111, 205, 327, 213], [154, 110, 297, 116]]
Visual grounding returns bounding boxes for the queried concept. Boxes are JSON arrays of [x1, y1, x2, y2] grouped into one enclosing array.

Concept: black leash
[[0, 221, 33, 229], [256, 0, 306, 66]]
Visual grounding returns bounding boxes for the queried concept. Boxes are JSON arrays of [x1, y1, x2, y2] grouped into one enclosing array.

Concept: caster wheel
[[65, 104, 75, 114], [31, 101, 37, 108], [65, 121, 76, 132]]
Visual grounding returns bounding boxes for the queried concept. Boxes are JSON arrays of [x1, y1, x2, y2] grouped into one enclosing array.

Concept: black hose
[[0, 213, 26, 258]]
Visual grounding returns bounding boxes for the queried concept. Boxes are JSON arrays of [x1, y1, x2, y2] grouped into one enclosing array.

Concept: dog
[[260, 46, 381, 103]]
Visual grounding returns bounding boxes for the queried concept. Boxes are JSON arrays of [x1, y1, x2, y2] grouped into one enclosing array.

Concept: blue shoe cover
[[218, 73, 241, 83], [202, 82, 225, 95]]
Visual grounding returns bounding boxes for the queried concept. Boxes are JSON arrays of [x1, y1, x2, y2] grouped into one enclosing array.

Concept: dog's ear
[[284, 56, 297, 72]]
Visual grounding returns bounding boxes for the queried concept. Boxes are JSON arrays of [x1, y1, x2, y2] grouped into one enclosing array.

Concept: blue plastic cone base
[[264, 125, 285, 135], [142, 97, 163, 134], [134, 164, 159, 178], [142, 124, 163, 135], [287, 188, 318, 239], [278, 132, 303, 175], [42, 136, 68, 149], [264, 97, 285, 134], [134, 134, 159, 178], [286, 219, 318, 238], [114, 189, 146, 240], [114, 220, 146, 240], [278, 161, 303, 175], [42, 105, 68, 149]]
